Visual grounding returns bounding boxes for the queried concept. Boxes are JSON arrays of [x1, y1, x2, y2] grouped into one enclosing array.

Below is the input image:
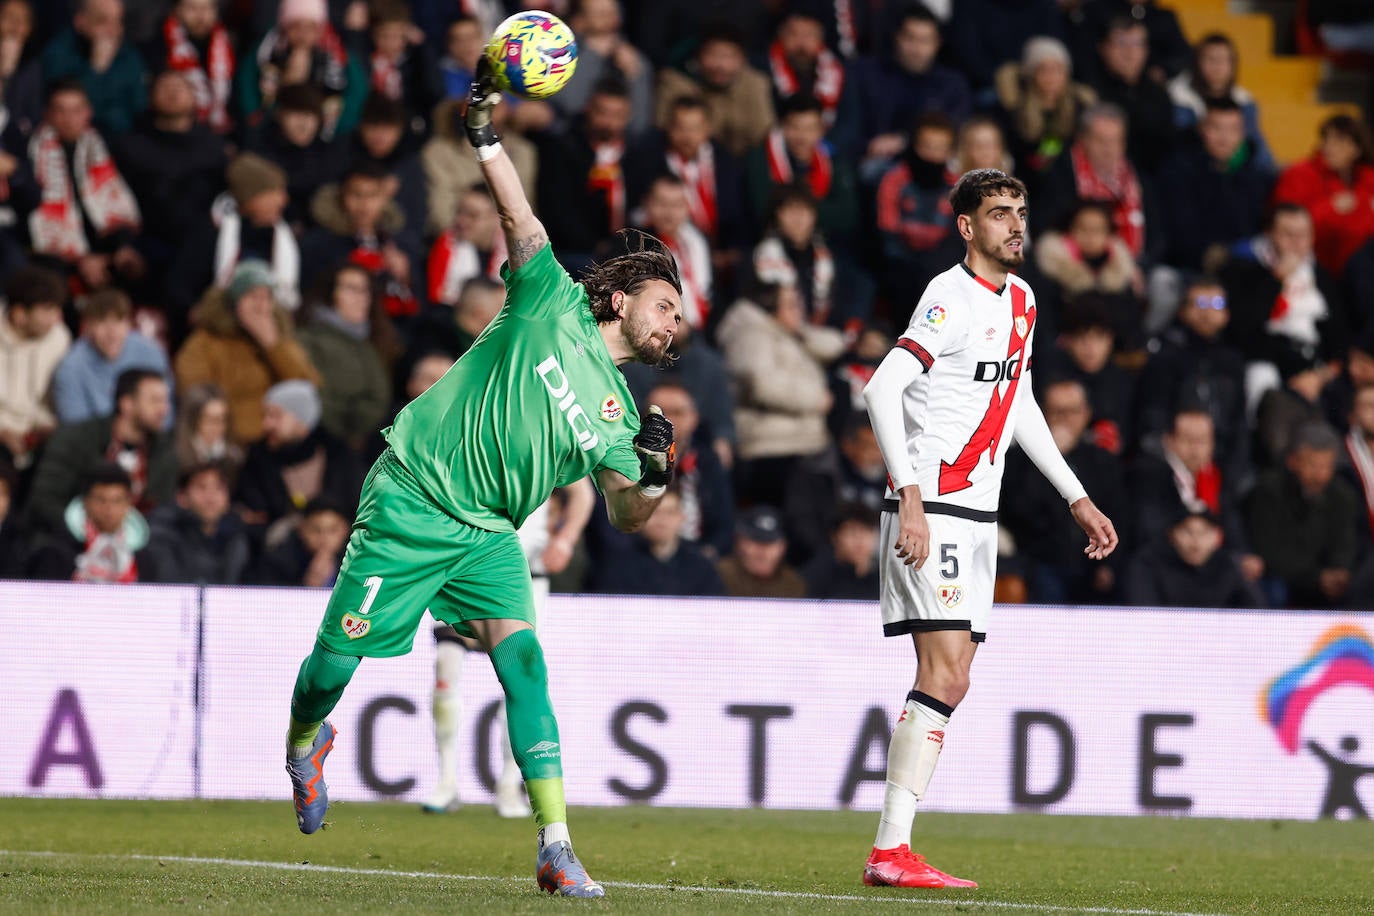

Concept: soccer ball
[[484, 11, 578, 100]]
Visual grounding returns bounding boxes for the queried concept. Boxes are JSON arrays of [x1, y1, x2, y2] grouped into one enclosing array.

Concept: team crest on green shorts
[[938, 584, 964, 608], [341, 613, 371, 639]]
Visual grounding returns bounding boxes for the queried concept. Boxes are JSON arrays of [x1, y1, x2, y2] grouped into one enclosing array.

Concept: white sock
[[539, 822, 571, 848], [432, 641, 463, 788], [874, 692, 951, 851]]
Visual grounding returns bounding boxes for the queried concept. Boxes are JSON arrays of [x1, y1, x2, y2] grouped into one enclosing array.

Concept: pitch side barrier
[[3, 581, 1371, 820]]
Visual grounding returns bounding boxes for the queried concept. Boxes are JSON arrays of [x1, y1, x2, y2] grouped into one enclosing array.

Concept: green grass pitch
[[0, 798, 1370, 914]]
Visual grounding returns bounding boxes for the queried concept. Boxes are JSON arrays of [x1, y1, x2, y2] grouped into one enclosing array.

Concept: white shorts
[[879, 506, 997, 642]]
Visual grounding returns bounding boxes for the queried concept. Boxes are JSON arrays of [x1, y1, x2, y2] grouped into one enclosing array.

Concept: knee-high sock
[[488, 629, 564, 827], [432, 640, 464, 789], [288, 643, 361, 755], [496, 703, 522, 789], [874, 690, 953, 850]]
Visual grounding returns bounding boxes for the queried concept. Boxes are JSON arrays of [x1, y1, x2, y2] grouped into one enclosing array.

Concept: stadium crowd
[[1, 0, 1373, 609]]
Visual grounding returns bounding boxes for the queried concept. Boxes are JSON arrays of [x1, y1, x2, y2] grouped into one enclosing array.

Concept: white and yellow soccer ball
[[484, 10, 578, 100]]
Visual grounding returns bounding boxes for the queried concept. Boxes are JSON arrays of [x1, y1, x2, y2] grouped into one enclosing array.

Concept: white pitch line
[[0, 850, 1228, 916]]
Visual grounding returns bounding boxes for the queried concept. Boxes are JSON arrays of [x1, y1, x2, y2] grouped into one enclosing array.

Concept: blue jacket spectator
[[590, 489, 727, 597], [51, 288, 170, 426], [1167, 32, 1275, 172], [41, 1, 148, 136]]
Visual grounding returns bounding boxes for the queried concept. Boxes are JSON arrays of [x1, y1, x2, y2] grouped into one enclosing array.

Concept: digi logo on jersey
[[535, 355, 600, 451], [973, 357, 1024, 383]]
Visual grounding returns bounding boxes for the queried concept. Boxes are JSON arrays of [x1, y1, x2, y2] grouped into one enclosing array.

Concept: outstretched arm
[[466, 60, 548, 270]]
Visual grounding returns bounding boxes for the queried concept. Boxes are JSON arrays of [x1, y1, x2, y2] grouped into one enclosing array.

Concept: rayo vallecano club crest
[[600, 395, 623, 422], [938, 585, 963, 608], [1014, 315, 1028, 339]]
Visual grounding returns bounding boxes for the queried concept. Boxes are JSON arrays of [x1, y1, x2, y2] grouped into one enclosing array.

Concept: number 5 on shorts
[[939, 544, 959, 580], [358, 575, 383, 614]]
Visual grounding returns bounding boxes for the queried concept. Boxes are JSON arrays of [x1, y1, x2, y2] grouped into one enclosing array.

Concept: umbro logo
[[985, 327, 997, 340], [527, 740, 559, 753]]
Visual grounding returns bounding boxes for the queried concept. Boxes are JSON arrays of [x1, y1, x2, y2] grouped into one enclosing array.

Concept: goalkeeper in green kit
[[283, 60, 682, 899]]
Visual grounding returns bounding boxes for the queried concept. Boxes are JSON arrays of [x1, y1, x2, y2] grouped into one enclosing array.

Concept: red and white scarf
[[27, 125, 141, 260], [371, 52, 403, 100], [211, 194, 301, 311], [658, 223, 711, 329], [427, 230, 506, 305], [768, 40, 844, 125], [666, 144, 718, 239], [1165, 448, 1221, 516], [752, 234, 835, 325], [1347, 429, 1374, 537], [74, 521, 139, 583], [588, 141, 626, 234], [766, 128, 832, 201], [257, 25, 349, 121], [1069, 142, 1145, 257], [163, 15, 234, 132]]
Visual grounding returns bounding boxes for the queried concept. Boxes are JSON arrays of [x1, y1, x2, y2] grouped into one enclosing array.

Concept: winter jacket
[[173, 288, 320, 445], [242, 120, 347, 227], [1273, 152, 1374, 276], [234, 427, 363, 528], [1034, 231, 1141, 297], [1245, 469, 1359, 608], [112, 118, 228, 246], [1167, 74, 1274, 171], [140, 504, 250, 584], [421, 99, 538, 236], [297, 314, 391, 447], [993, 62, 1096, 176], [1124, 540, 1263, 608], [1090, 70, 1177, 175], [592, 538, 727, 597], [1135, 324, 1248, 471], [655, 66, 775, 159], [299, 183, 422, 296], [717, 299, 846, 461], [744, 143, 858, 246], [1158, 138, 1275, 271], [51, 332, 171, 425], [833, 56, 971, 160], [0, 308, 70, 439], [41, 29, 148, 135]]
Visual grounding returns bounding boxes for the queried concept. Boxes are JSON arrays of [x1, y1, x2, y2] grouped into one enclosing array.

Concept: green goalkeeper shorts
[[314, 447, 535, 658]]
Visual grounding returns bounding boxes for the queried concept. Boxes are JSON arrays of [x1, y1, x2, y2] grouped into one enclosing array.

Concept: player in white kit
[[860, 169, 1118, 889]]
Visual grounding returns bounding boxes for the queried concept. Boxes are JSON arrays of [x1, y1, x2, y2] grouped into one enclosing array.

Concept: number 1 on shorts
[[358, 575, 383, 615]]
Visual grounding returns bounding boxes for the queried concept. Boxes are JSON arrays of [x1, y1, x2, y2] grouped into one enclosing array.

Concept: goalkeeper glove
[[633, 405, 676, 492], [465, 57, 502, 152]]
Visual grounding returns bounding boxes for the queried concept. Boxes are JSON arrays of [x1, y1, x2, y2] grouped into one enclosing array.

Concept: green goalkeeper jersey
[[385, 244, 642, 532]]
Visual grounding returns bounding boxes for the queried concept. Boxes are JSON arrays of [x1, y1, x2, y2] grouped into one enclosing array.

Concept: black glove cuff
[[639, 466, 673, 489], [466, 120, 500, 150]]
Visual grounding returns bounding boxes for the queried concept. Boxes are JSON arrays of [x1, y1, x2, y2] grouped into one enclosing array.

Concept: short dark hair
[[667, 96, 709, 120], [1202, 96, 1243, 117], [834, 501, 880, 529], [581, 230, 683, 325], [303, 496, 352, 521], [1289, 421, 1340, 455], [589, 75, 630, 101], [948, 168, 1027, 217], [767, 184, 818, 228], [778, 93, 824, 121], [648, 172, 687, 196], [1059, 198, 1115, 234], [1058, 296, 1114, 336], [698, 24, 746, 53], [343, 159, 393, 185], [1103, 15, 1145, 39], [177, 460, 231, 492], [276, 83, 326, 116], [370, 0, 411, 25], [115, 367, 164, 407], [1320, 113, 1373, 162], [912, 110, 956, 139], [896, 2, 939, 30], [5, 265, 66, 309], [45, 76, 87, 105], [1266, 201, 1310, 230], [82, 288, 132, 322], [83, 462, 133, 496], [360, 92, 406, 127]]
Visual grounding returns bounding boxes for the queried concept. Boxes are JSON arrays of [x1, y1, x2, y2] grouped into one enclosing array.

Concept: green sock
[[287, 643, 361, 756], [489, 629, 565, 827]]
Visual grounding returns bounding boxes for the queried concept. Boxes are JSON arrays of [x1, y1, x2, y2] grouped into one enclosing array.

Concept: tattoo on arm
[[507, 229, 549, 270]]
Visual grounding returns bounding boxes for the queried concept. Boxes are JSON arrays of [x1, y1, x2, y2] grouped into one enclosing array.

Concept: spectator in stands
[[427, 183, 503, 308], [1321, 328, 1374, 430], [1342, 384, 1374, 544], [1273, 115, 1374, 278], [945, 0, 1063, 102], [26, 79, 145, 293], [1136, 278, 1248, 474], [1220, 203, 1347, 385], [27, 367, 174, 533], [1086, 17, 1174, 174], [362, 0, 440, 139], [436, 14, 480, 99], [249, 496, 351, 586], [1124, 508, 1264, 608], [1130, 406, 1252, 568], [745, 96, 857, 248], [953, 115, 1014, 176], [1159, 99, 1275, 273], [27, 462, 148, 582], [1038, 103, 1160, 264], [173, 382, 243, 474], [826, 320, 894, 438], [637, 174, 712, 330], [1255, 353, 1341, 468], [1003, 377, 1125, 603], [1033, 199, 1143, 344], [538, 78, 633, 269], [876, 112, 959, 300], [1039, 299, 1136, 452], [147, 0, 236, 135], [717, 504, 806, 598], [592, 486, 726, 596], [237, 0, 366, 140], [243, 85, 344, 229], [0, 265, 69, 466], [1071, 0, 1191, 84], [42, 0, 148, 136], [554, 0, 653, 138], [993, 36, 1096, 184], [0, 457, 26, 577], [620, 315, 736, 469], [752, 186, 836, 328], [174, 259, 320, 445], [718, 282, 845, 506], [112, 71, 228, 261], [52, 288, 169, 425], [234, 379, 361, 535], [348, 94, 427, 248], [783, 410, 888, 567], [803, 501, 880, 600], [433, 13, 554, 133], [645, 379, 733, 559], [0, 0, 45, 141], [300, 162, 421, 318], [834, 3, 970, 174], [423, 94, 536, 236], [625, 96, 746, 254], [297, 263, 395, 450], [140, 460, 249, 584], [1167, 32, 1274, 171], [655, 26, 774, 158], [1246, 421, 1358, 608], [409, 274, 502, 363], [763, 10, 843, 128]]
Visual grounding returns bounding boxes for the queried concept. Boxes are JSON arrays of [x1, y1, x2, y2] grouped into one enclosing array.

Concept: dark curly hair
[[948, 168, 1027, 217], [582, 230, 683, 324]]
